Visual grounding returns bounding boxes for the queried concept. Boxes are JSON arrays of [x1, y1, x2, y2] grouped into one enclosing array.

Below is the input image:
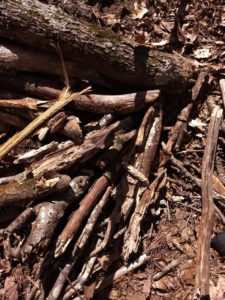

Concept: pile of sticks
[[0, 50, 225, 299], [0, 1, 225, 298], [0, 71, 166, 298]]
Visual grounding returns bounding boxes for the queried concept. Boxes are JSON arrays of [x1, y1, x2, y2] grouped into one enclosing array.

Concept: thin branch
[[194, 105, 222, 298]]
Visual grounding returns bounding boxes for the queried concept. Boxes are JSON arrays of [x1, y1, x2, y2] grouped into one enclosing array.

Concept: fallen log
[[0, 0, 198, 91]]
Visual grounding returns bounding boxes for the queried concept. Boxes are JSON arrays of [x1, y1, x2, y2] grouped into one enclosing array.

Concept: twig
[[73, 186, 112, 256], [63, 256, 98, 300], [219, 79, 225, 109], [123, 170, 166, 260], [153, 255, 185, 281], [122, 110, 163, 259], [30, 117, 133, 177], [96, 254, 149, 292], [194, 105, 222, 298]]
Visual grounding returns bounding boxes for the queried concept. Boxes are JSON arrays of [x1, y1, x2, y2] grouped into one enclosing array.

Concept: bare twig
[[96, 254, 149, 292]]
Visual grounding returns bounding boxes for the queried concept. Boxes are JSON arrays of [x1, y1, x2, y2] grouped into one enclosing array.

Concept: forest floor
[[85, 1, 225, 299], [0, 1, 225, 300]]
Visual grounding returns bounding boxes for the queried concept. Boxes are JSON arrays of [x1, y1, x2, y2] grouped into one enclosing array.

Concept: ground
[[0, 1, 225, 299]]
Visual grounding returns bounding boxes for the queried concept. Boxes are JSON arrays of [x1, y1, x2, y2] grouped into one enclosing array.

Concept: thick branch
[[0, 0, 197, 90]]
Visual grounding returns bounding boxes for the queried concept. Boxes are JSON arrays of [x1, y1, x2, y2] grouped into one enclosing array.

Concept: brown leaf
[[4, 276, 19, 300], [180, 260, 195, 286], [213, 175, 225, 196], [132, 1, 148, 19]]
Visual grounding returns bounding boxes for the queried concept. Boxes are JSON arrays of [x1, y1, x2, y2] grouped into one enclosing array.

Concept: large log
[[0, 0, 198, 91]]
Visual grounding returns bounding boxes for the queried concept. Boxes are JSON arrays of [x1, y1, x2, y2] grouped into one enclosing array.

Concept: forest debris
[[30, 116, 134, 177], [194, 106, 222, 298], [0, 0, 197, 90], [55, 175, 109, 257], [0, 174, 70, 207], [60, 116, 83, 143], [96, 254, 149, 292], [219, 79, 225, 109], [48, 187, 112, 300], [22, 201, 68, 258], [121, 106, 158, 219], [73, 186, 112, 257], [0, 86, 91, 160], [123, 109, 163, 259], [175, 70, 209, 150], [123, 170, 166, 260], [13, 141, 59, 165], [0, 110, 28, 128], [0, 97, 37, 110], [153, 256, 185, 281]]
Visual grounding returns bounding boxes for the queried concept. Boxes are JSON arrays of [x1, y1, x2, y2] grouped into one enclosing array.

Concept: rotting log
[[0, 0, 198, 91]]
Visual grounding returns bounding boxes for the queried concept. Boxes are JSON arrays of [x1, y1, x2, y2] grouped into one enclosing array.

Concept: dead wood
[[96, 254, 149, 292], [0, 72, 63, 99], [60, 116, 83, 143], [194, 106, 223, 297], [30, 117, 134, 177], [0, 110, 28, 128], [0, 0, 197, 91], [121, 106, 159, 219], [0, 42, 76, 78], [55, 175, 109, 257], [47, 187, 112, 300], [22, 201, 68, 258], [0, 174, 70, 207], [0, 98, 37, 110], [219, 79, 225, 109], [0, 86, 91, 160], [174, 70, 209, 150], [13, 141, 59, 165], [122, 109, 163, 259]]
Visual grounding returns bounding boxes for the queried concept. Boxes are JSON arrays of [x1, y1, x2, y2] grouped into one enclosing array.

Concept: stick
[[55, 175, 109, 257], [194, 106, 222, 298], [0, 86, 91, 160], [219, 79, 225, 109]]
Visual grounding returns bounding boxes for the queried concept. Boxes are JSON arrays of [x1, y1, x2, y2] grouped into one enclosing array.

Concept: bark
[[0, 174, 70, 207], [30, 117, 134, 177], [0, 0, 197, 91], [194, 106, 222, 297]]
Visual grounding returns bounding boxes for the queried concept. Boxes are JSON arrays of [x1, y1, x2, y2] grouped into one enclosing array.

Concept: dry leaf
[[210, 277, 225, 300], [152, 276, 175, 291], [193, 47, 214, 59], [132, 1, 148, 19], [180, 260, 196, 285], [4, 276, 19, 300]]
